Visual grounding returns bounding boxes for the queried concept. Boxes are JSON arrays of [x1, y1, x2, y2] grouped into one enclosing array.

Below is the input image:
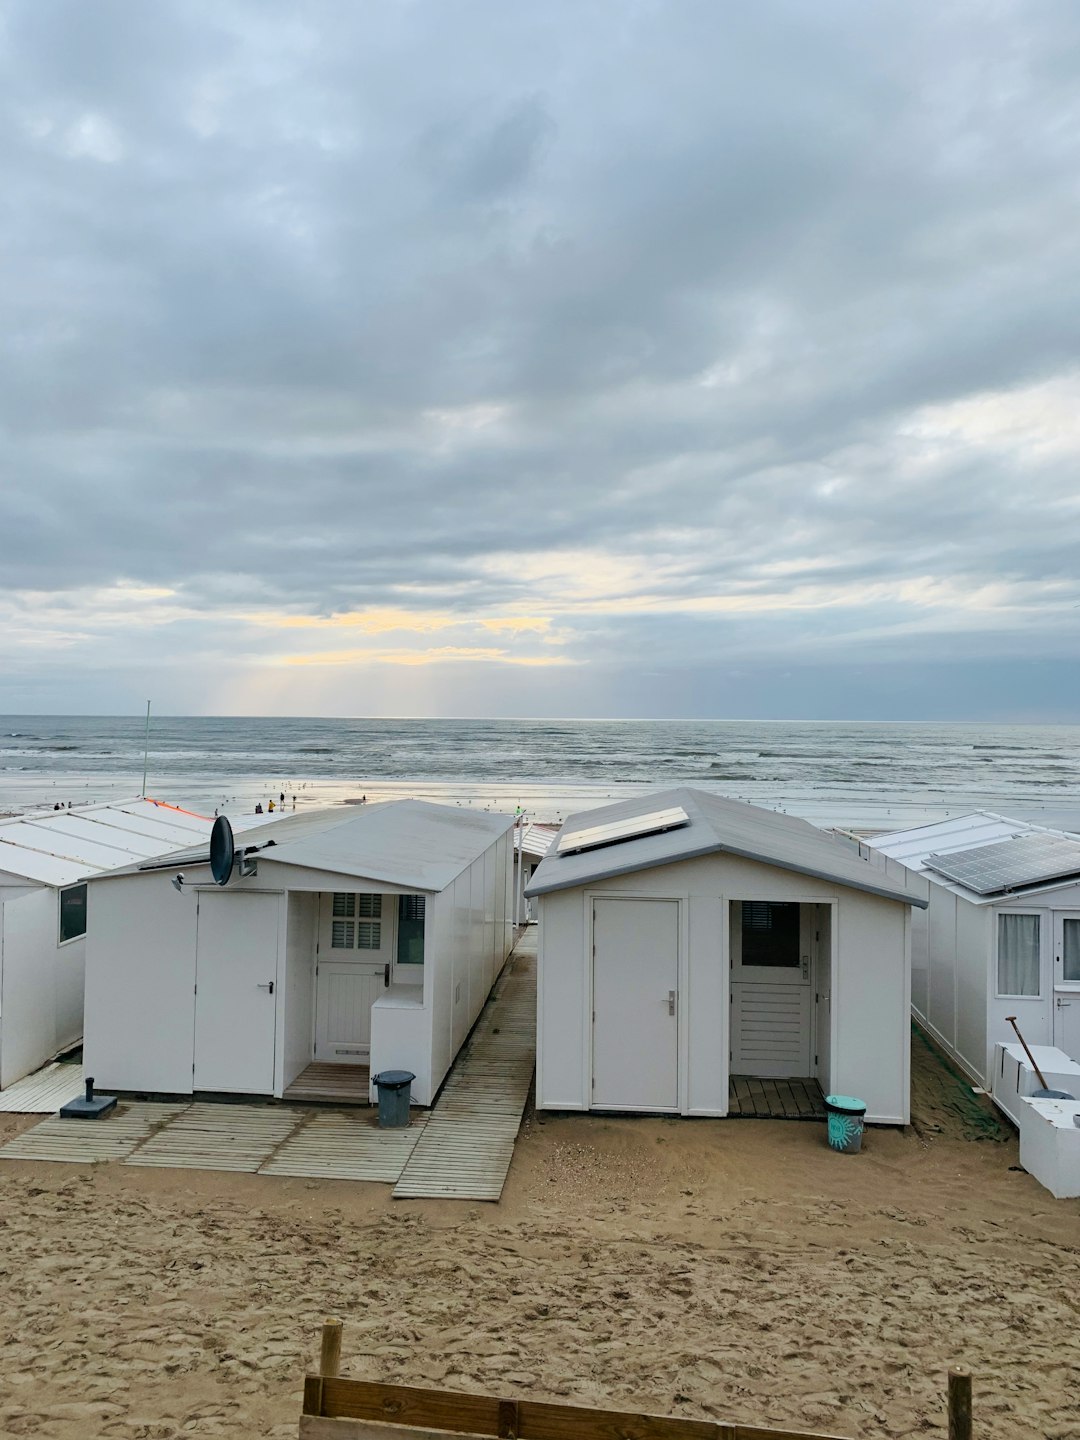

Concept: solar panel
[[924, 831, 1080, 896], [557, 806, 690, 857]]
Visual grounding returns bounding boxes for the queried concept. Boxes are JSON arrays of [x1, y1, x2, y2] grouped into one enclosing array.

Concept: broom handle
[[1005, 1015, 1049, 1090]]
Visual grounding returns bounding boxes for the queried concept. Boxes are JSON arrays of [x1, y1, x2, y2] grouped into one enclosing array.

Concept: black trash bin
[[372, 1070, 415, 1128]]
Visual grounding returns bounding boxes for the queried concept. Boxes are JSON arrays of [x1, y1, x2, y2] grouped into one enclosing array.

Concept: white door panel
[[315, 963, 383, 1062], [194, 892, 278, 1094], [592, 898, 678, 1111], [1053, 913, 1080, 1062], [730, 901, 813, 1077]]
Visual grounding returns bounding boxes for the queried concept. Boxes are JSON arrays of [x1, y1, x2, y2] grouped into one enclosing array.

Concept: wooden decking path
[[283, 1062, 371, 1105], [728, 1074, 825, 1120], [0, 1061, 86, 1113], [392, 930, 536, 1202]]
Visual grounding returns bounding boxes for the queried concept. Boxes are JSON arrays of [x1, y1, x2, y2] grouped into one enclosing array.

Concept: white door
[[314, 892, 394, 1064], [730, 901, 813, 1077], [592, 898, 679, 1111], [194, 892, 279, 1094], [1053, 912, 1080, 1063]]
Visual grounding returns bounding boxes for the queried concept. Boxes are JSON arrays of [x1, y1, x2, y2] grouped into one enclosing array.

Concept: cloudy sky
[[2, 2, 1079, 720]]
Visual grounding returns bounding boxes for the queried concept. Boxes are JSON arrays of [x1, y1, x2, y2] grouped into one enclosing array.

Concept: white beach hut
[[0, 798, 214, 1089], [869, 812, 1080, 1086], [83, 799, 515, 1106], [525, 787, 928, 1124]]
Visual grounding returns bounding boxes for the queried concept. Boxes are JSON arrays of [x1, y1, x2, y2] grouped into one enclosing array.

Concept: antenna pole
[[141, 701, 151, 798]]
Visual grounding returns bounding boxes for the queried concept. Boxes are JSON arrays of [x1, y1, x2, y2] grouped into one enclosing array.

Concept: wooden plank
[[311, 1383, 847, 1440], [319, 1379, 502, 1433]]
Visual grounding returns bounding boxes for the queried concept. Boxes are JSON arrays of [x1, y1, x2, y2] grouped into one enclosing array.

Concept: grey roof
[[0, 797, 213, 887], [524, 787, 929, 908], [869, 810, 1080, 902], [130, 799, 513, 893]]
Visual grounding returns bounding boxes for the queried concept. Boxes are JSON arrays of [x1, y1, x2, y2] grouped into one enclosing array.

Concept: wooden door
[[314, 892, 395, 1064], [730, 901, 813, 1077]]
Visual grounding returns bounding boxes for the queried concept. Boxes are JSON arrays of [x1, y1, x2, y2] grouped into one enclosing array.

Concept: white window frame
[[58, 883, 88, 947], [995, 911, 1042, 1000]]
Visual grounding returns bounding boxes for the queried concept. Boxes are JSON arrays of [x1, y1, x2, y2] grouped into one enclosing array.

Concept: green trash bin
[[824, 1094, 866, 1154]]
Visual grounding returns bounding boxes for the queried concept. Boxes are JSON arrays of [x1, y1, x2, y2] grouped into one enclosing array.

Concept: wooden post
[[948, 1368, 972, 1440], [320, 1318, 343, 1380]]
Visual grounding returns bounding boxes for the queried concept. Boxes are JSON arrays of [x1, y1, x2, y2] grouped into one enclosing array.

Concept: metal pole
[[141, 701, 151, 798]]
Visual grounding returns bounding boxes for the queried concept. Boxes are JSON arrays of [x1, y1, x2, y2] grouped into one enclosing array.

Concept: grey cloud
[[1, 1, 1080, 714]]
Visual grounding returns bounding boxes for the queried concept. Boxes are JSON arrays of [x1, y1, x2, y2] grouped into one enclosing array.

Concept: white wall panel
[[955, 899, 992, 1084], [281, 891, 317, 1091], [83, 873, 199, 1094]]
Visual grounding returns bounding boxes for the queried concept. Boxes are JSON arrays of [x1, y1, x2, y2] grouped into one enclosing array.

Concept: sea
[[3, 715, 1080, 834]]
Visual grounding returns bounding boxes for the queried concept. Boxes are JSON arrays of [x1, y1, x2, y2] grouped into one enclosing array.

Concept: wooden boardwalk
[[728, 1074, 825, 1120], [393, 931, 536, 1202], [283, 1062, 371, 1105], [0, 1062, 86, 1114]]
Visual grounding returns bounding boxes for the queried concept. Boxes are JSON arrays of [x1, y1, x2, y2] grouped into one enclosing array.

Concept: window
[[59, 884, 87, 944], [330, 893, 382, 950], [740, 901, 799, 968], [1063, 917, 1080, 984], [997, 913, 1040, 997], [397, 895, 425, 966]]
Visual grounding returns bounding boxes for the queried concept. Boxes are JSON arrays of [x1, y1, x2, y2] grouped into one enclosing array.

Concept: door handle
[[1057, 997, 1071, 1008], [384, 963, 391, 988], [667, 990, 676, 1016], [257, 981, 274, 994]]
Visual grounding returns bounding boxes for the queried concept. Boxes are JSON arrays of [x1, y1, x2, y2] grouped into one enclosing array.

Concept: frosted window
[[331, 920, 354, 949], [997, 914, 1040, 997], [1063, 918, 1080, 984]]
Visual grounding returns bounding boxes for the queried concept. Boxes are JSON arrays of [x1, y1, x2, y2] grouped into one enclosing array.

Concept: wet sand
[[0, 1046, 1077, 1440]]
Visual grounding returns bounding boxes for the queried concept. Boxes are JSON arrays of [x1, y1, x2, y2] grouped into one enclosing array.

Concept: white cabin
[[525, 788, 928, 1125], [0, 798, 214, 1089], [83, 799, 515, 1106], [870, 811, 1080, 1087]]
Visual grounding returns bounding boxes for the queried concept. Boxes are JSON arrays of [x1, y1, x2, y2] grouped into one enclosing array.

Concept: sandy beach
[[0, 1038, 1077, 1440]]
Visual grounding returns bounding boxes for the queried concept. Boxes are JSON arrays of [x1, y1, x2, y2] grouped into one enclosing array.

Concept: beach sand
[[0, 1044, 1077, 1440]]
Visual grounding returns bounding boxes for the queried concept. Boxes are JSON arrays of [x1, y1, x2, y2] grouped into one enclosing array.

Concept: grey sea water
[[3, 715, 1080, 831]]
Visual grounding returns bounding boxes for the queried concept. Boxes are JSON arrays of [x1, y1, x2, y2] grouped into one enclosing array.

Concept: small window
[[59, 884, 88, 944], [997, 914, 1040, 997], [1062, 917, 1080, 984], [358, 894, 382, 919], [397, 895, 425, 965], [331, 920, 355, 949], [332, 893, 355, 918], [357, 921, 381, 949], [740, 901, 799, 967]]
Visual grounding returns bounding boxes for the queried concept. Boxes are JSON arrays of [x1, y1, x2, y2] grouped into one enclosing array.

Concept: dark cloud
[[1, 1, 1079, 715]]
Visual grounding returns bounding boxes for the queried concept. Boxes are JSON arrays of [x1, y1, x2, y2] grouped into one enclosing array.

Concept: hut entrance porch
[[729, 900, 832, 1090]]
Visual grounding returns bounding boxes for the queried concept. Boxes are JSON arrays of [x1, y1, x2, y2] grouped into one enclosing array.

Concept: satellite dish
[[209, 815, 235, 887]]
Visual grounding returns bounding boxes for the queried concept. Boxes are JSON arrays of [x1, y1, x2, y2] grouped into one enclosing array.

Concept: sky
[[1, 1, 1079, 721]]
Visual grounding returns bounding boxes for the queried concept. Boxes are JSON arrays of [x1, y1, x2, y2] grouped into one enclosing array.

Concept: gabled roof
[[525, 787, 928, 907], [135, 798, 514, 894], [0, 798, 212, 887], [870, 811, 1080, 902], [516, 822, 559, 861]]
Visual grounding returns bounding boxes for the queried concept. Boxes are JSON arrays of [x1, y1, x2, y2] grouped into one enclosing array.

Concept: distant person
[[279, 792, 285, 804], [268, 799, 275, 812], [255, 802, 263, 814]]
